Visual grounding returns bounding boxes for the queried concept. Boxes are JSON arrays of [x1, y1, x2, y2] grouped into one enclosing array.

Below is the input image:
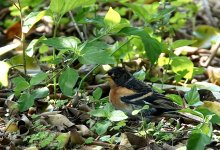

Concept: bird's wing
[[121, 91, 181, 111], [124, 78, 153, 92]]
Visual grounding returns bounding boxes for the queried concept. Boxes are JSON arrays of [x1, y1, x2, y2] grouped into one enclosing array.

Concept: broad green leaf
[[0, 61, 11, 87], [104, 7, 121, 26], [79, 42, 115, 64], [9, 55, 40, 72], [42, 37, 79, 50], [184, 86, 201, 106], [49, 0, 65, 14], [30, 72, 48, 86], [17, 92, 35, 112], [58, 67, 78, 96], [109, 110, 128, 121], [119, 27, 162, 64], [193, 25, 220, 48], [93, 120, 112, 135], [23, 11, 46, 33], [171, 56, 194, 79], [12, 77, 30, 96], [172, 39, 196, 49], [92, 87, 102, 100], [187, 133, 211, 150], [166, 94, 183, 106], [49, 0, 96, 16], [31, 87, 49, 99]]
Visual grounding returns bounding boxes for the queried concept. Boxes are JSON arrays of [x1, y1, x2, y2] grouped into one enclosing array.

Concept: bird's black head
[[107, 67, 133, 86]]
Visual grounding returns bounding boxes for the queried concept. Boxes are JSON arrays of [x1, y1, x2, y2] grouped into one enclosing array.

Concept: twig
[[201, 40, 220, 67], [69, 11, 85, 42]]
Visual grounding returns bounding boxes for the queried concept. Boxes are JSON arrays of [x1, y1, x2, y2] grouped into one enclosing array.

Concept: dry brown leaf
[[202, 101, 220, 116], [207, 66, 220, 85], [45, 114, 74, 131], [4, 120, 18, 133]]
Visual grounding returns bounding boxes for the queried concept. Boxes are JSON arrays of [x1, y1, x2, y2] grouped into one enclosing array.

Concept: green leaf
[[133, 69, 146, 81], [23, 11, 46, 33], [104, 7, 121, 26], [49, 0, 65, 14], [187, 133, 211, 150], [184, 86, 201, 106], [85, 137, 94, 144], [89, 103, 114, 118], [12, 77, 30, 96], [123, 3, 149, 22], [166, 94, 183, 106], [119, 27, 162, 64], [0, 61, 11, 87], [26, 36, 47, 57], [89, 109, 107, 118], [49, 0, 96, 16], [9, 55, 40, 71], [172, 39, 196, 49], [132, 105, 149, 115], [17, 92, 35, 112], [109, 110, 128, 121], [196, 107, 220, 124], [58, 67, 79, 96], [193, 25, 220, 48], [78, 42, 115, 64], [93, 120, 112, 135], [171, 56, 194, 79], [30, 72, 48, 86], [31, 87, 49, 99], [92, 87, 102, 100], [179, 108, 204, 119], [42, 37, 79, 50]]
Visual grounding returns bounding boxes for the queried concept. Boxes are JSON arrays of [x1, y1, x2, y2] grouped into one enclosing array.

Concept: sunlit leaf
[[23, 11, 46, 33], [42, 37, 79, 50], [119, 27, 162, 64], [172, 39, 196, 49], [193, 25, 220, 48], [104, 7, 121, 26], [109, 110, 128, 121], [171, 56, 194, 79], [0, 61, 11, 87]]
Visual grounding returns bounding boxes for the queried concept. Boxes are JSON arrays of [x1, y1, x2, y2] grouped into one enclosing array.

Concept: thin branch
[[69, 11, 85, 42]]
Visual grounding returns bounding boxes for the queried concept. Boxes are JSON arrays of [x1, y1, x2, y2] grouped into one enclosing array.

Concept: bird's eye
[[111, 73, 115, 77]]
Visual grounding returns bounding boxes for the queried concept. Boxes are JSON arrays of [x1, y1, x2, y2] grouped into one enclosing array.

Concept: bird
[[106, 67, 181, 115]]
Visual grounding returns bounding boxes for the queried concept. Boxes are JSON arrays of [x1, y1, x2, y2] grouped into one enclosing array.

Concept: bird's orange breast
[[109, 86, 135, 112]]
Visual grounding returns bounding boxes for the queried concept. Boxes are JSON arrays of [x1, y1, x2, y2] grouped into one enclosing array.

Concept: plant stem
[[52, 19, 60, 98], [78, 64, 100, 91], [16, 0, 27, 75]]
